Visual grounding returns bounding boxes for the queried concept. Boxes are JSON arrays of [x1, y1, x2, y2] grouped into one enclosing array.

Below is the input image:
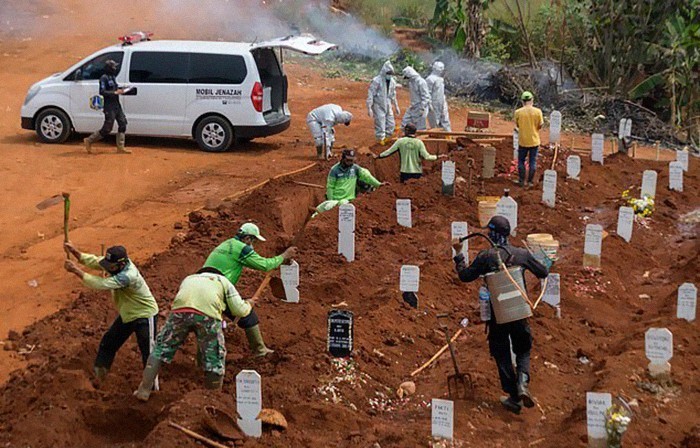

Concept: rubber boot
[[325, 143, 332, 160], [517, 372, 534, 408], [84, 131, 101, 154], [133, 355, 162, 402], [500, 395, 522, 414], [204, 371, 224, 390], [244, 324, 274, 357], [116, 132, 131, 154], [316, 144, 324, 160]]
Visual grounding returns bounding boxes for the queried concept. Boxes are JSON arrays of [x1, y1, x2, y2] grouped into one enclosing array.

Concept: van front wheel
[[195, 116, 234, 152], [36, 108, 72, 143]]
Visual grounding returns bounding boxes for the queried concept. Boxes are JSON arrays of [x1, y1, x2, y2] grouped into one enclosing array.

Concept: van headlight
[[24, 85, 41, 105]]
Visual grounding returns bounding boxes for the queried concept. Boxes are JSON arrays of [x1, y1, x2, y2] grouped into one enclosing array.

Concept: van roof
[[112, 40, 257, 54]]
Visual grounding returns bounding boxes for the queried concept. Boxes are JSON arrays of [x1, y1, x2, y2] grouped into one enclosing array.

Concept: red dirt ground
[[1, 1, 696, 447]]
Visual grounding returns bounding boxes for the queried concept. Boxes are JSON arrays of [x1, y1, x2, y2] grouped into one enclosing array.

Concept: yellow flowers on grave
[[621, 190, 654, 217], [605, 403, 632, 448]]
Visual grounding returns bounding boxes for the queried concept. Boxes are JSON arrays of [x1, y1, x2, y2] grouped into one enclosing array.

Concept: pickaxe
[[35, 192, 71, 258]]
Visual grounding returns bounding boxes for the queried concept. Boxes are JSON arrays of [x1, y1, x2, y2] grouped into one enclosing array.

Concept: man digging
[[63, 243, 158, 385], [203, 222, 296, 357], [133, 266, 256, 401]]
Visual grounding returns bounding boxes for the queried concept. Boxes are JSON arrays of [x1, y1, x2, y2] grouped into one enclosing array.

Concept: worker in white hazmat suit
[[426, 61, 452, 131], [306, 104, 353, 159], [401, 66, 430, 131], [367, 61, 400, 145]]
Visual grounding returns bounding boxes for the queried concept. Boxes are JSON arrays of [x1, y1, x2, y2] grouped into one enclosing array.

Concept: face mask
[[385, 74, 393, 80]]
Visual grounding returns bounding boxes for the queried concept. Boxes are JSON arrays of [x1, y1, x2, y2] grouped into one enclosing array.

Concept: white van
[[21, 34, 335, 152]]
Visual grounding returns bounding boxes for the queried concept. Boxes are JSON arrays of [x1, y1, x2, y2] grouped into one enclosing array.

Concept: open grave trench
[[0, 141, 698, 447]]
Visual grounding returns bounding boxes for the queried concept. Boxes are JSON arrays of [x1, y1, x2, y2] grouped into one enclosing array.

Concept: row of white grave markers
[[338, 203, 356, 262]]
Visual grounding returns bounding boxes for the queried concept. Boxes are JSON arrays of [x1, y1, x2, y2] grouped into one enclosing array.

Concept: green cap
[[521, 91, 534, 101], [239, 222, 266, 241]]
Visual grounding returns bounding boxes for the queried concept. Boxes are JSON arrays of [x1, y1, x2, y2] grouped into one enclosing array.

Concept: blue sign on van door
[[89, 95, 104, 111]]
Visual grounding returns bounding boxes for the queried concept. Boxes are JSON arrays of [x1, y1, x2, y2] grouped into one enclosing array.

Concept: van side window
[[65, 52, 124, 81], [130, 52, 189, 84], [189, 54, 247, 84]]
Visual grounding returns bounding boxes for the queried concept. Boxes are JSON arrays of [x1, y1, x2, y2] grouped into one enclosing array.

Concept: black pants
[[95, 315, 157, 370], [488, 318, 532, 400], [400, 172, 422, 183], [517, 146, 538, 184], [99, 104, 127, 137]]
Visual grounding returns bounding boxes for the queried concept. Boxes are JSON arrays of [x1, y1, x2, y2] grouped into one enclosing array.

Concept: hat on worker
[[341, 149, 356, 158], [487, 216, 511, 236], [521, 91, 534, 101], [99, 245, 128, 270], [239, 222, 266, 241]]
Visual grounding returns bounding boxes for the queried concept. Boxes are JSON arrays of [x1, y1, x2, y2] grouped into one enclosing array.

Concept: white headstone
[[513, 130, 519, 150], [338, 203, 356, 262], [236, 370, 262, 437], [496, 194, 518, 236], [400, 265, 420, 292], [624, 119, 632, 139], [431, 398, 454, 441], [396, 199, 412, 228], [451, 221, 468, 260], [591, 133, 604, 164], [677, 150, 689, 172], [618, 118, 632, 138], [584, 224, 603, 256], [280, 260, 300, 303], [442, 160, 456, 195], [586, 392, 612, 442], [677, 283, 697, 322], [549, 110, 562, 144], [616, 206, 634, 243], [542, 169, 557, 207], [669, 161, 683, 192], [542, 273, 561, 307], [641, 170, 657, 198], [567, 155, 581, 180], [645, 328, 673, 364]]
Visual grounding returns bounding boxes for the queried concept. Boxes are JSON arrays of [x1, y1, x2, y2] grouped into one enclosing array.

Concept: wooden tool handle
[[63, 193, 71, 258], [168, 421, 229, 448], [252, 272, 273, 300], [411, 328, 463, 377]]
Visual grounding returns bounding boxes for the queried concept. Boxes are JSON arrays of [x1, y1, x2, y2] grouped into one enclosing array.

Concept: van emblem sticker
[[89, 95, 104, 111]]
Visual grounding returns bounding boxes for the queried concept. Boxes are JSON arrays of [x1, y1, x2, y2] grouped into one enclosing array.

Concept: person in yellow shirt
[[514, 91, 543, 187]]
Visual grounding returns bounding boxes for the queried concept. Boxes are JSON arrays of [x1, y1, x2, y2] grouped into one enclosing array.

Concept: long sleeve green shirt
[[171, 273, 251, 321], [378, 137, 437, 174], [326, 162, 381, 202], [79, 253, 159, 323], [203, 237, 284, 285]]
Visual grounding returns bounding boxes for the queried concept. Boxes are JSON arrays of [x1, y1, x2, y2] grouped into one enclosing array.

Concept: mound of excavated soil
[[1, 140, 698, 447]]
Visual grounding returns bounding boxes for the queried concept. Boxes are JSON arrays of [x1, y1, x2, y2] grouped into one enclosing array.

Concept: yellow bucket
[[478, 199, 499, 227], [526, 233, 559, 261]]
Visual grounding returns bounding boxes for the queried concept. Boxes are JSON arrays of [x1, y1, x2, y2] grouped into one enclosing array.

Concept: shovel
[[436, 313, 472, 400]]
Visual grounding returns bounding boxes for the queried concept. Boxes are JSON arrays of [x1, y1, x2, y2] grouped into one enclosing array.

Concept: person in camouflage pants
[[134, 267, 256, 401]]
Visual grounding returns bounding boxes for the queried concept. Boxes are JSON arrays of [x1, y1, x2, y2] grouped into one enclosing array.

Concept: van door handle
[[123, 87, 138, 96]]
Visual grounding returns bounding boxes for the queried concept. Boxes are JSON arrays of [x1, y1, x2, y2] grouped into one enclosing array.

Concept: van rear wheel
[[195, 116, 234, 152], [36, 108, 72, 143]]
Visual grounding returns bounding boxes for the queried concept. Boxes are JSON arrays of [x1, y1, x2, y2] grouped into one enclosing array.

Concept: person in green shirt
[[203, 222, 296, 357], [314, 149, 387, 215], [134, 266, 255, 401], [375, 123, 445, 182], [64, 243, 159, 384]]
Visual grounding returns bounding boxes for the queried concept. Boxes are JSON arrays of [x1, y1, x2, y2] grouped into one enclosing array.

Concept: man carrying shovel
[[203, 223, 296, 357], [134, 266, 255, 401], [451, 216, 548, 414], [63, 243, 158, 384]]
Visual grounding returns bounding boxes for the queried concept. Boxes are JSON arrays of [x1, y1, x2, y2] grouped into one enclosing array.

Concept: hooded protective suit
[[426, 61, 451, 131], [401, 66, 430, 131], [366, 61, 400, 143], [306, 104, 353, 158]]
